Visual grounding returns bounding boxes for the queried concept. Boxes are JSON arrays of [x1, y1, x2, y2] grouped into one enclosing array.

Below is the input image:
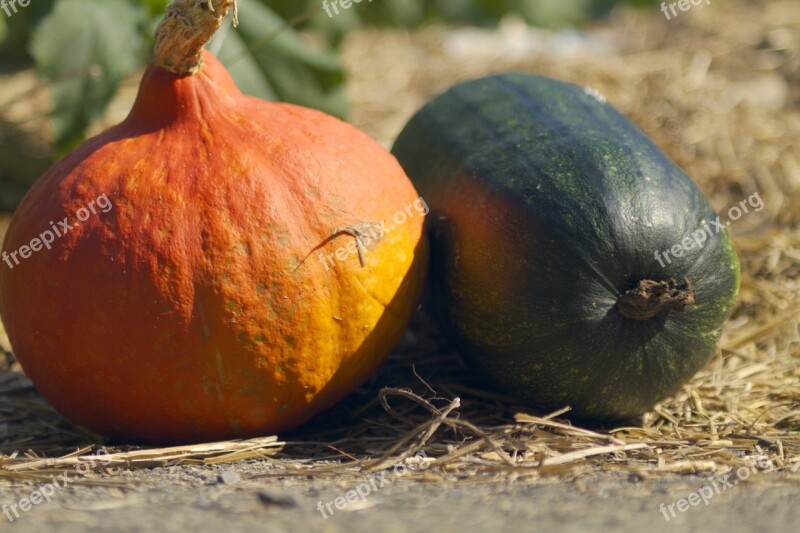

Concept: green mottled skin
[[392, 73, 740, 421]]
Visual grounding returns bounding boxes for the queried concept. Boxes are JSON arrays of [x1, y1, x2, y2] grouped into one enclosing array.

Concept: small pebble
[[257, 490, 297, 508], [217, 470, 242, 484]]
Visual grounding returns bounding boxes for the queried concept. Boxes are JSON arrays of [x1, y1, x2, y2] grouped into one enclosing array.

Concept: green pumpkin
[[392, 73, 740, 422]]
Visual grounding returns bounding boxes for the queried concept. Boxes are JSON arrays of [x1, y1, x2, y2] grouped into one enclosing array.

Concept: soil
[[2, 470, 799, 532]]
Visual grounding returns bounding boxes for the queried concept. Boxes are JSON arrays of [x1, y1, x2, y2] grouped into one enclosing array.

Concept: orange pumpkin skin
[[0, 51, 428, 444]]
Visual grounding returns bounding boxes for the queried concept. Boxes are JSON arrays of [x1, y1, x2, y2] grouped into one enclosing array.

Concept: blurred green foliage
[[0, 0, 663, 152], [7, 0, 348, 152], [30, 0, 149, 152], [270, 0, 664, 43]]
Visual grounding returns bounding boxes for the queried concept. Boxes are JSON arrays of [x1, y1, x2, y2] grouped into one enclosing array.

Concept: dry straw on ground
[[1, 0, 799, 486]]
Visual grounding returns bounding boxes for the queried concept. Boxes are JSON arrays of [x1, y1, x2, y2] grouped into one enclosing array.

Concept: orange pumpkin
[[0, 0, 427, 443]]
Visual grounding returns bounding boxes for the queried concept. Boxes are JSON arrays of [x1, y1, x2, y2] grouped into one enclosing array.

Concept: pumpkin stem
[[154, 0, 238, 75], [617, 278, 696, 321]]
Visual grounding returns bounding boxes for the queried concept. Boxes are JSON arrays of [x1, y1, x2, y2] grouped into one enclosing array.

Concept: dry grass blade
[[1, 437, 284, 472], [540, 443, 651, 467]]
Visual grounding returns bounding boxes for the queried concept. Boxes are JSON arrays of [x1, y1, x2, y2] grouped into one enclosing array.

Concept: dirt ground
[[2, 471, 799, 532], [1, 1, 799, 532]]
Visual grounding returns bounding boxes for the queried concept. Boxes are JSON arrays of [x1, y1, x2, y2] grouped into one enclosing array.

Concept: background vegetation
[[0, 0, 662, 153]]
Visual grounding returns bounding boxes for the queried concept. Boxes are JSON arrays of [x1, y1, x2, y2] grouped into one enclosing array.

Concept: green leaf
[[30, 0, 147, 150], [141, 0, 170, 18], [357, 0, 425, 26], [210, 0, 348, 119], [517, 0, 595, 28]]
